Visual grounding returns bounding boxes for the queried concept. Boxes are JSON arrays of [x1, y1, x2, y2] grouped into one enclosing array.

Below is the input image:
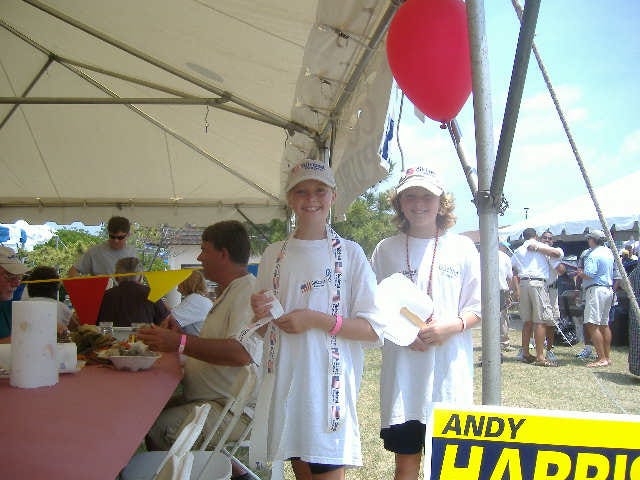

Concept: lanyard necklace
[[269, 224, 345, 432], [405, 229, 439, 297]]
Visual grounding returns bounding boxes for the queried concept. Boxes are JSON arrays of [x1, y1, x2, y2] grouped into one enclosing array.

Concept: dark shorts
[[380, 420, 426, 455], [289, 458, 343, 474]]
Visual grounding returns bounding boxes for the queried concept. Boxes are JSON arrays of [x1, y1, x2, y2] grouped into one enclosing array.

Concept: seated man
[[96, 257, 170, 327], [1, 246, 29, 343], [137, 221, 261, 480], [24, 265, 72, 335]]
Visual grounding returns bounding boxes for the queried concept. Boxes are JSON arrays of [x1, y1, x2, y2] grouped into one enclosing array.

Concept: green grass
[[237, 324, 639, 480]]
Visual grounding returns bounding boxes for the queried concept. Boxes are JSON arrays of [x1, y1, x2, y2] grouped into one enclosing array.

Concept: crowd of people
[[500, 225, 637, 370], [1, 159, 638, 480]]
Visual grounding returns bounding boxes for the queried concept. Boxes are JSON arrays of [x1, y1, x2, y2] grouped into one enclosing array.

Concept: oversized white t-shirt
[[183, 274, 261, 402], [252, 235, 382, 467], [371, 232, 481, 428]]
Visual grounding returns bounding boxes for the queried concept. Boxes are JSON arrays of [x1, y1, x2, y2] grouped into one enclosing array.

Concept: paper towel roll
[[10, 301, 59, 388]]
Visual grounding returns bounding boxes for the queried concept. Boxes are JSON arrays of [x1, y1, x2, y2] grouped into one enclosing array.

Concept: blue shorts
[[380, 420, 426, 454]]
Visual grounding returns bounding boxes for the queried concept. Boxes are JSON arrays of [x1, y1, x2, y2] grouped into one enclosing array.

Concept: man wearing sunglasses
[[67, 216, 137, 277], [1, 246, 30, 343]]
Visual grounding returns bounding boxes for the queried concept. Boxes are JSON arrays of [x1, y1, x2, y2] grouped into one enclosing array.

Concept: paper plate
[[377, 273, 434, 346]]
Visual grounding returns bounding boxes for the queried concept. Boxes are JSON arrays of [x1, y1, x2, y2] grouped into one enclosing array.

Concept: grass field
[[254, 323, 640, 480]]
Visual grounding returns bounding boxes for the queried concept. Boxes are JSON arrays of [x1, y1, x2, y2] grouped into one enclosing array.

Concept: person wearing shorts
[[511, 228, 561, 366], [577, 229, 614, 367]]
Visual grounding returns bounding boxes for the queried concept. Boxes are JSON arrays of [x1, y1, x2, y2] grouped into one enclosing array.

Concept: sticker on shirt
[[438, 264, 460, 279], [299, 268, 332, 294]]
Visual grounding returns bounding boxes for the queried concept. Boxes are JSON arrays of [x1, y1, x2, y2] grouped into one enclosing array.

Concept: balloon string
[[396, 92, 406, 170]]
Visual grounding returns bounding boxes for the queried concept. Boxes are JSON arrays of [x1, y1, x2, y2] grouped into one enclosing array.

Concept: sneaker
[[546, 349, 558, 363], [576, 346, 593, 359], [516, 348, 524, 361]]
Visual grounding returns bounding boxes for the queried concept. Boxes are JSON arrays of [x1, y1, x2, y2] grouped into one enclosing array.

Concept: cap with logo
[[0, 246, 29, 275], [396, 166, 445, 196], [285, 160, 336, 192]]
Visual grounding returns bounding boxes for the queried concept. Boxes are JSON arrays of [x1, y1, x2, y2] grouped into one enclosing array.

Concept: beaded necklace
[[405, 229, 440, 298]]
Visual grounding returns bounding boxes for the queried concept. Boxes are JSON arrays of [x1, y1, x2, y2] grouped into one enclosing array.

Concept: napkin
[[377, 273, 434, 346]]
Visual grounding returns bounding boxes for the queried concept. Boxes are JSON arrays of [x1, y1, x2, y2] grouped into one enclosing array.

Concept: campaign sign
[[425, 404, 640, 480]]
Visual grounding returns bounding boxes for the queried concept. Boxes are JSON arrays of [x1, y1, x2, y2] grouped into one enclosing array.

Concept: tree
[[334, 189, 396, 257], [21, 228, 102, 275]]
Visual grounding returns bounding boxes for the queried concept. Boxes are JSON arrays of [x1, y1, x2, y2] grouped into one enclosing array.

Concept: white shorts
[[583, 286, 613, 326]]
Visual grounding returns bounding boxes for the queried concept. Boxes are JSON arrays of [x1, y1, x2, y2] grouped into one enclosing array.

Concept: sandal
[[521, 354, 536, 364], [586, 360, 609, 368], [532, 359, 558, 367]]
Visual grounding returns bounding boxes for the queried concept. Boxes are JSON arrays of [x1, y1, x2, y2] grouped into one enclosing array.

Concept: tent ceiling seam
[[318, 1, 400, 143], [63, 64, 282, 204], [0, 58, 61, 198], [0, 20, 282, 205], [21, 0, 321, 143], [0, 56, 53, 130]]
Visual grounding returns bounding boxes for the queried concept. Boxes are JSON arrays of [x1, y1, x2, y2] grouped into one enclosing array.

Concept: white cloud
[[620, 129, 640, 156]]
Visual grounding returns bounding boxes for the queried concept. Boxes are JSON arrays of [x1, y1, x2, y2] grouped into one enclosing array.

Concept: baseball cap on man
[[0, 246, 29, 275], [285, 160, 336, 192], [586, 229, 606, 241], [396, 166, 444, 196]]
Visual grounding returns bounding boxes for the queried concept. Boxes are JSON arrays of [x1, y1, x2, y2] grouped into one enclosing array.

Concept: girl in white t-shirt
[[249, 160, 383, 480], [370, 166, 481, 480]]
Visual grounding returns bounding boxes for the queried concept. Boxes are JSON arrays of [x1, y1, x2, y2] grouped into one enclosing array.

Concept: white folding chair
[[120, 403, 231, 480], [194, 366, 258, 480]]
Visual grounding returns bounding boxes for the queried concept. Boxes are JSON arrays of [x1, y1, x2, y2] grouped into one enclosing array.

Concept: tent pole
[[318, 0, 401, 142], [0, 56, 53, 130], [466, 0, 501, 406], [64, 64, 281, 203], [490, 0, 542, 199], [20, 0, 320, 142], [447, 119, 478, 198]]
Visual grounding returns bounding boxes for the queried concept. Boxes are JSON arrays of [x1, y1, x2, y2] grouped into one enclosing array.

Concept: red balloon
[[386, 0, 472, 123]]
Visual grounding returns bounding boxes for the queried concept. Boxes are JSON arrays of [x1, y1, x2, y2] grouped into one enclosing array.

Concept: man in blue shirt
[[1, 246, 30, 342], [577, 230, 615, 367]]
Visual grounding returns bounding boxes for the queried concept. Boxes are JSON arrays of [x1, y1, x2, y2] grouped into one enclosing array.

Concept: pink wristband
[[329, 315, 343, 336], [178, 334, 187, 354]]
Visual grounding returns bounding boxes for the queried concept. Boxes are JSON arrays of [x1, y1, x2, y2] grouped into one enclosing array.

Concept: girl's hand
[[409, 335, 430, 351], [273, 309, 313, 334], [250, 290, 273, 320], [417, 314, 458, 345]]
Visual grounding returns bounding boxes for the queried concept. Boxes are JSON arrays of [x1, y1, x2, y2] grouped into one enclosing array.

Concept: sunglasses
[[109, 234, 127, 240], [541, 236, 553, 241]]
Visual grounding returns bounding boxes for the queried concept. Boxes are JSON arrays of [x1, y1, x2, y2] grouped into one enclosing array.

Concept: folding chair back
[[198, 365, 256, 454], [120, 403, 217, 480]]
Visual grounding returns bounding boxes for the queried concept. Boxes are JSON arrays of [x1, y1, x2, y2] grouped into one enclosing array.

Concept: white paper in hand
[[377, 273, 434, 346]]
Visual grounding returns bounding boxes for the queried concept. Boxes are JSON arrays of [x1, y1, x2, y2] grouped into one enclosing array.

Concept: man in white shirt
[[511, 228, 562, 366]]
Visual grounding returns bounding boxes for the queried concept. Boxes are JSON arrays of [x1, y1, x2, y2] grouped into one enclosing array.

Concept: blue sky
[[379, 0, 640, 234]]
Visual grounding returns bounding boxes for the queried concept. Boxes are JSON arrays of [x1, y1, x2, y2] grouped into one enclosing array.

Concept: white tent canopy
[[0, 0, 395, 227], [499, 170, 640, 242]]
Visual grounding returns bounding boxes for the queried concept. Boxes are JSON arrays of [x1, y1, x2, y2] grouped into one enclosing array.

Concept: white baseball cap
[[396, 166, 445, 196], [0, 246, 29, 275], [285, 160, 336, 192]]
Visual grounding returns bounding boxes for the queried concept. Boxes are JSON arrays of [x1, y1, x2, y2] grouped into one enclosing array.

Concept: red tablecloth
[[0, 353, 183, 480]]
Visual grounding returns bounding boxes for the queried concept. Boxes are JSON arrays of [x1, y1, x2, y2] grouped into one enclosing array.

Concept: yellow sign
[[426, 404, 640, 480]]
